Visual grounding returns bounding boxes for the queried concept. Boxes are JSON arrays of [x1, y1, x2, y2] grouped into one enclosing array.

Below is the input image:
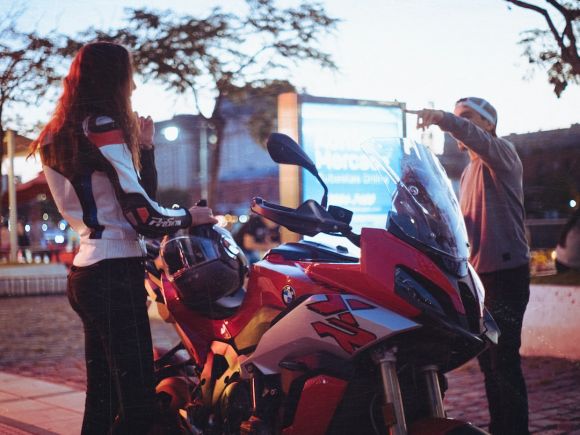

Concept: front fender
[[409, 417, 489, 434]]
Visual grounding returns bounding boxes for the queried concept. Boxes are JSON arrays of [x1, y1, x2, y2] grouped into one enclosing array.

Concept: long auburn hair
[[30, 42, 140, 172]]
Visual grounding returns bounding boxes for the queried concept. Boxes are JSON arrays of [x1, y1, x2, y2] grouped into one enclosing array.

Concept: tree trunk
[[0, 127, 4, 248], [0, 127, 4, 219], [208, 95, 226, 210]]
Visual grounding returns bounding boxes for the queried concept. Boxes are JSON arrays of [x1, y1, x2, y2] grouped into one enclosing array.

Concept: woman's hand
[[188, 206, 218, 226], [136, 112, 155, 149]]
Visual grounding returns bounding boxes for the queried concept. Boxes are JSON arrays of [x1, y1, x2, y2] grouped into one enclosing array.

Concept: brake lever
[[345, 231, 361, 247]]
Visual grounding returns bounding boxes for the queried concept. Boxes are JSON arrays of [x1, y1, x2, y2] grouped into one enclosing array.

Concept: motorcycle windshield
[[362, 138, 469, 267]]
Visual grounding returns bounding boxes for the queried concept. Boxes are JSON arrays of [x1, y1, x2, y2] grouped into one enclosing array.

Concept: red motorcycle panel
[[281, 375, 347, 435], [307, 228, 464, 315], [241, 294, 420, 376]]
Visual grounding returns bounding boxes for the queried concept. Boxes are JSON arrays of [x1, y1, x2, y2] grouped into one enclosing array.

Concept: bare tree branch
[[506, 0, 566, 51], [505, 0, 580, 96]]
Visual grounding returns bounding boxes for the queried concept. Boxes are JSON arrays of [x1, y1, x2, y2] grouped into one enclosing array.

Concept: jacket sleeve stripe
[[87, 130, 125, 148]]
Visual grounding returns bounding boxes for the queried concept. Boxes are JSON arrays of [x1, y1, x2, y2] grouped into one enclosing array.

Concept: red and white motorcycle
[[145, 134, 497, 434]]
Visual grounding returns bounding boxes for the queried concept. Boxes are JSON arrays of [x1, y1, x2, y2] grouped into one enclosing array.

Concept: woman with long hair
[[30, 41, 215, 434]]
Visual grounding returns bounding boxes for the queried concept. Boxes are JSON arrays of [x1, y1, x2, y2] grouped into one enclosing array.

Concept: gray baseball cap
[[455, 97, 497, 126]]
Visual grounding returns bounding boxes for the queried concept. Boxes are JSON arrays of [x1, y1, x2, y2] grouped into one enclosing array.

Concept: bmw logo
[[282, 285, 296, 305]]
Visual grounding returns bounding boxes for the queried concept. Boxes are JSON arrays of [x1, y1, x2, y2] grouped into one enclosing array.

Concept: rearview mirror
[[267, 133, 318, 176], [266, 133, 329, 208]]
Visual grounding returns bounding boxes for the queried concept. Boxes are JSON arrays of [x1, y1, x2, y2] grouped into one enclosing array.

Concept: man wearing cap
[[408, 98, 530, 435]]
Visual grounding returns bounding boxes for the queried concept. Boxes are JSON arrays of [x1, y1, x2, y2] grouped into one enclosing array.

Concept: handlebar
[[251, 197, 355, 240]]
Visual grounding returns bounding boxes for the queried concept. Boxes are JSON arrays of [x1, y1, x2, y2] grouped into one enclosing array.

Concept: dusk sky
[[4, 0, 580, 138]]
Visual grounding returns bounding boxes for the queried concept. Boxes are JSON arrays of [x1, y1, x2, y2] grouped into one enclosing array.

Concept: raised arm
[[407, 108, 519, 171], [85, 116, 192, 238]]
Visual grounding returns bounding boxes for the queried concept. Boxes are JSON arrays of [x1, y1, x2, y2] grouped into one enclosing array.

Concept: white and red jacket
[[43, 115, 192, 267]]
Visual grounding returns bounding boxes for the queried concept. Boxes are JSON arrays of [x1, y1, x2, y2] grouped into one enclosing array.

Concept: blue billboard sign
[[299, 96, 406, 249]]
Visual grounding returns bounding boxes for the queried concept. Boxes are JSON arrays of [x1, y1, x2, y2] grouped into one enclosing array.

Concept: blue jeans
[[68, 257, 156, 434], [478, 264, 530, 435]]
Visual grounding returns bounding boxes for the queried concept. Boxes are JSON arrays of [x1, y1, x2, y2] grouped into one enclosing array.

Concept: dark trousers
[[555, 260, 570, 274], [68, 257, 156, 435], [477, 264, 530, 435]]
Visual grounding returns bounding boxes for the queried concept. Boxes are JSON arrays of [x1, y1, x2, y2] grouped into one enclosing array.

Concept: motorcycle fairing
[[281, 375, 347, 435], [234, 305, 284, 352], [161, 275, 234, 365], [240, 294, 420, 377], [305, 228, 466, 318]]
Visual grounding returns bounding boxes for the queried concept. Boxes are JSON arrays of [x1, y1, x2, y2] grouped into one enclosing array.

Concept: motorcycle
[[144, 133, 499, 434]]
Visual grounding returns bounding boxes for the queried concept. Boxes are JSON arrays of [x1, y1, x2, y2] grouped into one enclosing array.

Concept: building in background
[[154, 115, 204, 192], [214, 97, 278, 215], [507, 124, 580, 220], [153, 107, 279, 216]]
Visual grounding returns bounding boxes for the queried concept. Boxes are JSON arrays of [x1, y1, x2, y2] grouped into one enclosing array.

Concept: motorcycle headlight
[[467, 264, 485, 317], [395, 267, 445, 316]]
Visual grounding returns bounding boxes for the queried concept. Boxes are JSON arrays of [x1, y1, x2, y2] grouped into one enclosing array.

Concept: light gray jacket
[[439, 113, 529, 274]]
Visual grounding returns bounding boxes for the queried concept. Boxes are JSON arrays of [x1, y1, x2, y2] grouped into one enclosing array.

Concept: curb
[[0, 264, 68, 297], [522, 284, 580, 360], [0, 275, 67, 296]]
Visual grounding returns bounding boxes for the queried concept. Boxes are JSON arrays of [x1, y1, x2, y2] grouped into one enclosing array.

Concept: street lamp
[[162, 126, 179, 142], [199, 121, 217, 203], [6, 130, 18, 263]]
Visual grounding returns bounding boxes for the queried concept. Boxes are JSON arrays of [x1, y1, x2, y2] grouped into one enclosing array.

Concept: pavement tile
[[4, 406, 80, 429], [40, 416, 81, 435], [0, 392, 20, 403], [560, 398, 580, 406], [0, 378, 73, 399], [0, 373, 23, 385], [558, 422, 580, 431], [0, 421, 35, 434], [536, 409, 561, 418], [0, 399, 53, 420], [533, 418, 559, 428], [35, 392, 85, 414]]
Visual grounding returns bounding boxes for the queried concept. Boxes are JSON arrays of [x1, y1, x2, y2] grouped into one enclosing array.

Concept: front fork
[[374, 348, 445, 435], [420, 364, 446, 418]]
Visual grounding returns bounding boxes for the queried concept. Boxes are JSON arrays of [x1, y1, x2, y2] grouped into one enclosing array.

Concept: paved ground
[[0, 295, 177, 391], [1, 295, 579, 434]]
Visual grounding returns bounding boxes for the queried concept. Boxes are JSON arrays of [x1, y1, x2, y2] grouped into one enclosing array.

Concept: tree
[[224, 79, 297, 148], [63, 0, 338, 206], [505, 0, 580, 96], [0, 10, 63, 223]]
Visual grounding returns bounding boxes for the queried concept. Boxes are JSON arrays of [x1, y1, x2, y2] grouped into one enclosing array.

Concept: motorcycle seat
[[269, 241, 359, 263]]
